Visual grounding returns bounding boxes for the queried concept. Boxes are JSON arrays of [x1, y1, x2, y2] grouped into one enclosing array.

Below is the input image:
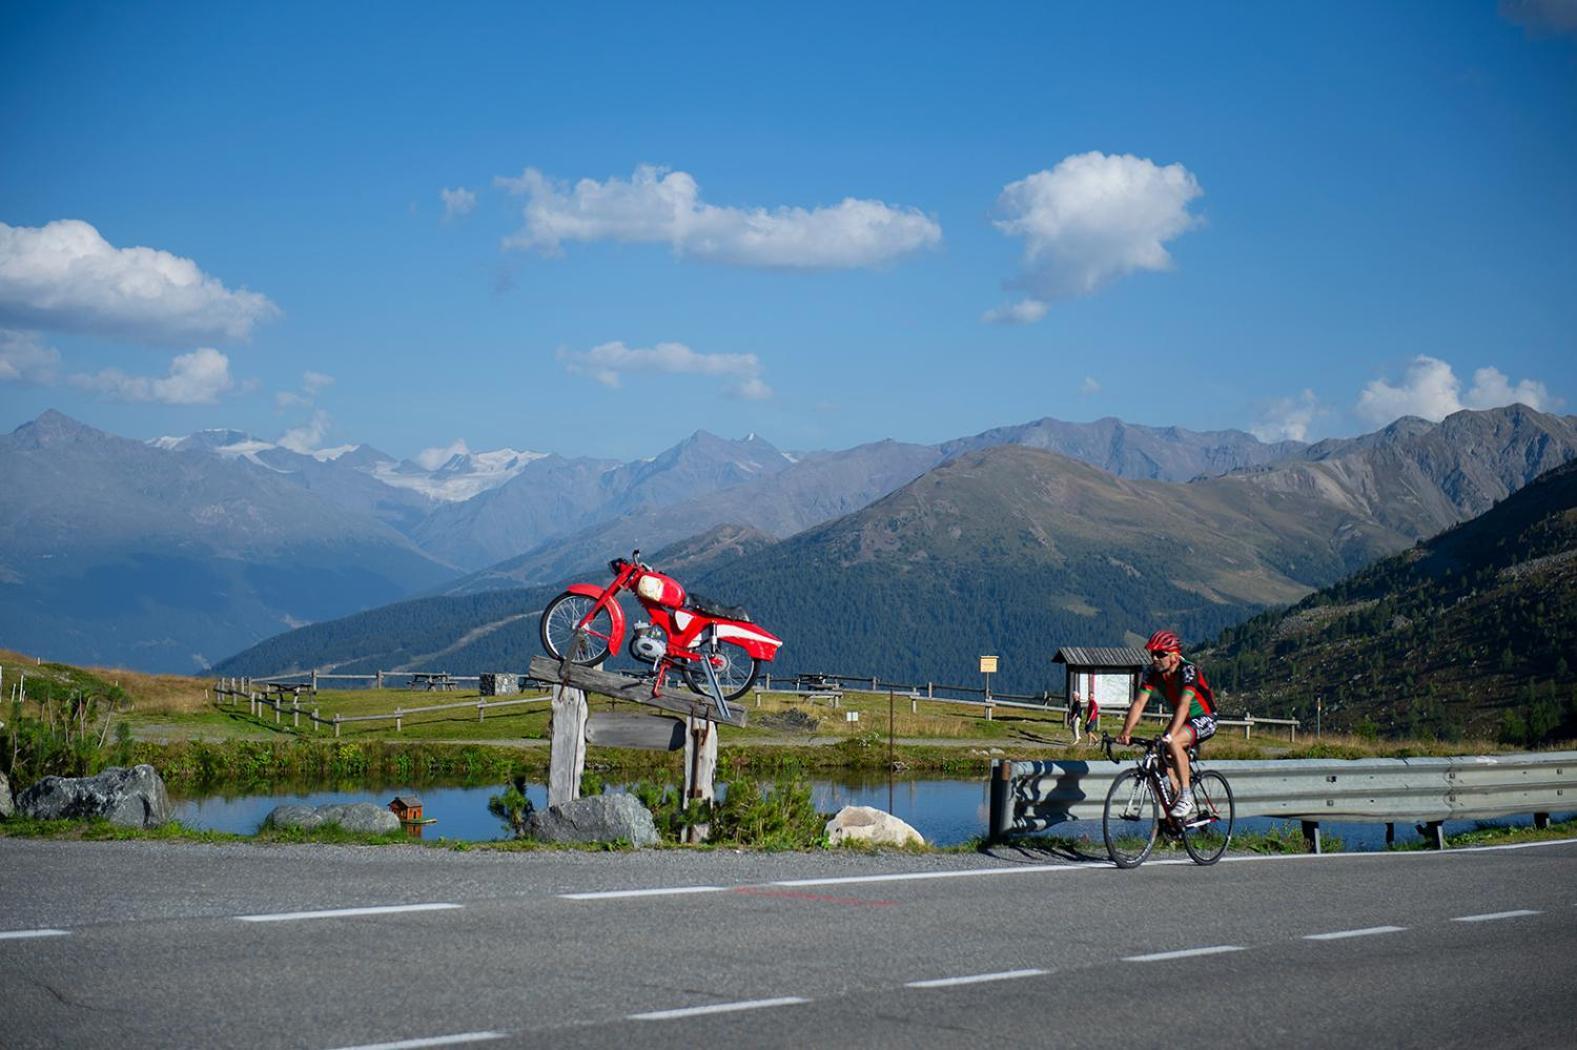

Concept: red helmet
[[1146, 629, 1181, 654]]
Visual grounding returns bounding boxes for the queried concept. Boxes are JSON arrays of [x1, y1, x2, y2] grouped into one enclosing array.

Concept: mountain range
[[5, 407, 1353, 672], [210, 404, 1577, 696]]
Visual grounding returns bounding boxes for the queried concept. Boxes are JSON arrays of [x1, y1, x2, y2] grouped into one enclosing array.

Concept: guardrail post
[[1301, 820, 1322, 854], [1386, 822, 1395, 846], [988, 760, 1013, 842], [1535, 812, 1550, 829], [1423, 820, 1445, 849]]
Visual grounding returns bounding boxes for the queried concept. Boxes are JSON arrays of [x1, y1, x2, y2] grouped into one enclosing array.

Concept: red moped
[[539, 550, 783, 713]]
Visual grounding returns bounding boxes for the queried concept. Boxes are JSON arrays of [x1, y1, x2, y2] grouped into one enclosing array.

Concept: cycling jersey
[[1139, 658, 1216, 719]]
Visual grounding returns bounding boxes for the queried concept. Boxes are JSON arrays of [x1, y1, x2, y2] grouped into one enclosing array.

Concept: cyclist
[[1117, 629, 1217, 818]]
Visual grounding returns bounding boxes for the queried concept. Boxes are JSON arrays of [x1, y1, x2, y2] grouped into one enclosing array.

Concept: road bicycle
[[539, 550, 783, 718], [1100, 733, 1235, 868]]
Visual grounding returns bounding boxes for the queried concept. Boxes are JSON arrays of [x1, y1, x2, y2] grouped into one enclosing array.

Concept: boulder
[[263, 804, 325, 831], [0, 770, 13, 819], [825, 805, 925, 847], [16, 765, 170, 828], [524, 792, 659, 847], [264, 802, 398, 834]]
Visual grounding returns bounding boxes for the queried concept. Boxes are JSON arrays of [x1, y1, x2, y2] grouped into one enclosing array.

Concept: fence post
[[292, 697, 300, 728], [985, 702, 993, 722], [928, 682, 933, 699], [988, 759, 1013, 842], [313, 707, 319, 732], [1246, 714, 1253, 740], [377, 670, 384, 689], [310, 670, 318, 695], [334, 713, 341, 738], [478, 700, 486, 722], [871, 676, 878, 691], [911, 698, 918, 714], [395, 708, 402, 732], [273, 699, 280, 725]]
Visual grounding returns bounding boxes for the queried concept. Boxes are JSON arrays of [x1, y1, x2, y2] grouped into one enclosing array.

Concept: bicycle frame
[[1103, 735, 1200, 825]]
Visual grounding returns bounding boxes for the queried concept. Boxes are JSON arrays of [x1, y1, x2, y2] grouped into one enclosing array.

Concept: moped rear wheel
[[681, 638, 761, 702], [540, 592, 615, 666], [1103, 768, 1160, 869]]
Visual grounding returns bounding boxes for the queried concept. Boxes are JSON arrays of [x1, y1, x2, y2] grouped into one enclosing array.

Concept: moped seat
[[686, 594, 752, 622]]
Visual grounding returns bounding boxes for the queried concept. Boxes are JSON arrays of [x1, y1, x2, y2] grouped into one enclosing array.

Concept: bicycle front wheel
[[1103, 768, 1160, 869], [1181, 770, 1235, 866]]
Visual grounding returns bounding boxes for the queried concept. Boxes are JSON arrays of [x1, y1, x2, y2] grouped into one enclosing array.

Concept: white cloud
[[69, 347, 235, 405], [0, 219, 279, 343], [0, 328, 61, 384], [440, 187, 477, 219], [415, 438, 469, 471], [989, 152, 1203, 319], [496, 164, 941, 269], [557, 340, 773, 399], [278, 409, 332, 453], [981, 298, 1049, 325], [1355, 355, 1559, 424], [1252, 389, 1321, 442], [1080, 376, 1101, 396], [302, 370, 334, 395], [1499, 0, 1577, 36], [275, 370, 335, 411]]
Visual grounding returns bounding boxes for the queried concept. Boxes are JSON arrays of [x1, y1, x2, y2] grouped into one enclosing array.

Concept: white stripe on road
[[773, 865, 1071, 888], [0, 929, 69, 940], [561, 886, 728, 901], [906, 968, 1047, 988], [323, 1033, 509, 1050], [630, 997, 809, 1021], [1304, 926, 1407, 941], [1125, 945, 1246, 962], [236, 903, 463, 923], [1452, 910, 1542, 923]]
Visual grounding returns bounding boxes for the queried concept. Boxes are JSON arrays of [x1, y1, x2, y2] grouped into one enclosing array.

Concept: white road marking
[[560, 886, 728, 901], [1304, 925, 1407, 941], [1452, 910, 1542, 923], [322, 1033, 509, 1050], [906, 968, 1047, 988], [630, 997, 809, 1021], [236, 903, 463, 923], [1125, 945, 1246, 962], [0, 929, 69, 940], [323, 1027, 507, 1046], [773, 864, 1070, 888]]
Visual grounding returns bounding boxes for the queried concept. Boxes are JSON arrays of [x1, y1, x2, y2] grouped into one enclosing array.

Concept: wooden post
[[478, 700, 486, 722], [548, 684, 589, 808], [1245, 713, 1253, 740], [683, 715, 717, 844], [334, 713, 341, 738], [310, 670, 318, 695], [292, 696, 300, 728], [312, 707, 319, 732], [395, 708, 402, 732], [911, 698, 917, 714], [985, 702, 993, 722], [377, 670, 384, 689]]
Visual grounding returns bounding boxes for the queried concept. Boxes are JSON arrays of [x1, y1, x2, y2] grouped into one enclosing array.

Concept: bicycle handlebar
[[1101, 732, 1161, 764]]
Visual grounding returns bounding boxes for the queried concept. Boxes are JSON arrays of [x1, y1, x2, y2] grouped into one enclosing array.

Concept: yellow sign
[[979, 656, 998, 674]]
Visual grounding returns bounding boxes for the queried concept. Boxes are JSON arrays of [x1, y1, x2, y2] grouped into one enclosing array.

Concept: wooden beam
[[586, 712, 685, 751], [527, 655, 748, 728]]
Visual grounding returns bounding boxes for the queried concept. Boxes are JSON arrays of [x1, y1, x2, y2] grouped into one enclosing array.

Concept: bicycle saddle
[[686, 594, 752, 622]]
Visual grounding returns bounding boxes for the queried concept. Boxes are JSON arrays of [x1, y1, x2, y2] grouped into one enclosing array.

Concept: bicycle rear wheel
[[1181, 770, 1235, 865], [1103, 768, 1160, 868]]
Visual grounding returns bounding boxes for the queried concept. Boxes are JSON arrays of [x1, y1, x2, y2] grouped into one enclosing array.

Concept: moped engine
[[629, 622, 668, 663]]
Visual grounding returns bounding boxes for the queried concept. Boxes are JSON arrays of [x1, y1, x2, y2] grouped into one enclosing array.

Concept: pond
[[170, 776, 1571, 851]]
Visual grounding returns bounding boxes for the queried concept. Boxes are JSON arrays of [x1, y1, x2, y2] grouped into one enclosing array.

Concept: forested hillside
[[1199, 460, 1577, 743]]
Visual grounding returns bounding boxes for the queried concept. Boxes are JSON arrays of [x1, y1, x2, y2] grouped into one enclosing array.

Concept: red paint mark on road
[[731, 887, 896, 908]]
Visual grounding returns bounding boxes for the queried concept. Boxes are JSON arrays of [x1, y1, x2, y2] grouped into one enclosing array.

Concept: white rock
[[824, 804, 925, 847]]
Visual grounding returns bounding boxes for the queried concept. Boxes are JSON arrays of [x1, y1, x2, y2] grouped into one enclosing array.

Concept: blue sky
[[2, 1, 1575, 461]]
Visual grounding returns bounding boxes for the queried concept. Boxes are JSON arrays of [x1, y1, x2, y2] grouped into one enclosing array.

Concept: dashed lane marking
[[1451, 910, 1542, 923], [560, 886, 728, 901], [1124, 945, 1246, 962], [1304, 926, 1407, 941], [236, 903, 463, 923], [630, 997, 810, 1021], [905, 968, 1047, 988], [322, 1033, 509, 1050], [0, 929, 69, 940]]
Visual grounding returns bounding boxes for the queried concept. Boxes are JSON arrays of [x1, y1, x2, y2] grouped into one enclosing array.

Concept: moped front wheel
[[681, 638, 761, 702], [540, 592, 615, 665]]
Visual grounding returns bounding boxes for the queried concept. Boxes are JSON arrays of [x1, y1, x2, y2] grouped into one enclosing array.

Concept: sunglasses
[[1148, 650, 1175, 659]]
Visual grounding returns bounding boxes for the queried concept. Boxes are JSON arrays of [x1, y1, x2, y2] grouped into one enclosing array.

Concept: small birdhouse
[[388, 795, 424, 822]]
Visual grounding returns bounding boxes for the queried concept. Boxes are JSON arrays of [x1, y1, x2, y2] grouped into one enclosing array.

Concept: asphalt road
[[2, 837, 1574, 1049]]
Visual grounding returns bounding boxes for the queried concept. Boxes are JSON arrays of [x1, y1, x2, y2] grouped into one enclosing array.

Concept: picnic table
[[410, 672, 456, 691]]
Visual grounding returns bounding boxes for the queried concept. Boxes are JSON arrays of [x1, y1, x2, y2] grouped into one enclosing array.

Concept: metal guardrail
[[988, 751, 1577, 845]]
